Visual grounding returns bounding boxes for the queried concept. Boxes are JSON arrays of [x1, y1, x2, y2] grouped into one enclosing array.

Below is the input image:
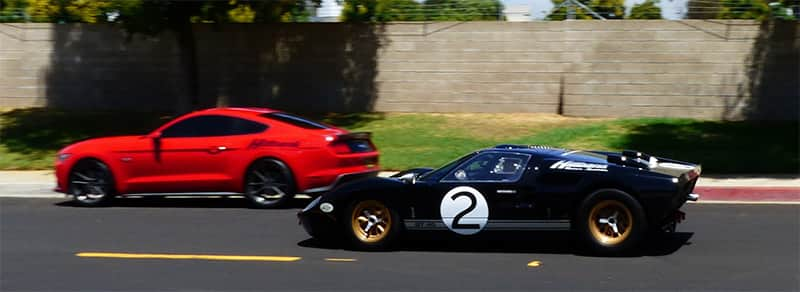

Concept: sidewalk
[[0, 171, 61, 198], [1, 171, 798, 203]]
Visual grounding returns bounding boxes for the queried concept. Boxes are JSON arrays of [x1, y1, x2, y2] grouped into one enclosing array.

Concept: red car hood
[[59, 135, 144, 154]]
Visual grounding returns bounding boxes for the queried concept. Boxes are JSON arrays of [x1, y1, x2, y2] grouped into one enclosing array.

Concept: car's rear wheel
[[575, 189, 646, 255], [346, 199, 400, 250], [68, 159, 115, 207], [244, 158, 295, 209]]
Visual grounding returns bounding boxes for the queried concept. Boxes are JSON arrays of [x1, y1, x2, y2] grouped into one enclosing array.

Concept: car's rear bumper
[[647, 179, 700, 229], [301, 170, 379, 194]]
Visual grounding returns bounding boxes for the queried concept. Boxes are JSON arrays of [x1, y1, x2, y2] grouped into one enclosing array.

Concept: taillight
[[329, 139, 374, 154], [330, 141, 352, 154]]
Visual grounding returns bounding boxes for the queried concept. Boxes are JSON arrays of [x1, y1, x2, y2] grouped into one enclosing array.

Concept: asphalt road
[[1, 197, 798, 291]]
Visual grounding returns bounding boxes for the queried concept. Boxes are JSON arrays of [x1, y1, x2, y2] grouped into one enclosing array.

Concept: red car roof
[[198, 107, 280, 116]]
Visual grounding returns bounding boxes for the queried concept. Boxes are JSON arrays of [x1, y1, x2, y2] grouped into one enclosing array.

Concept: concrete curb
[[693, 186, 800, 203]]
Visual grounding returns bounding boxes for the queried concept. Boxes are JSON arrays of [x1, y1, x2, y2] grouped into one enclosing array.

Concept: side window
[[443, 152, 531, 183], [161, 115, 267, 138], [229, 117, 269, 135]]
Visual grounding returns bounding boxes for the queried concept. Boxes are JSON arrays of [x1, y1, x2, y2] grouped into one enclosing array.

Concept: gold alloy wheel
[[351, 200, 392, 243], [588, 200, 633, 246]]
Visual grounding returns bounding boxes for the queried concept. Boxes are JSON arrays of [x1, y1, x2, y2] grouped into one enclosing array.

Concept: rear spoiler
[[604, 150, 702, 179], [337, 132, 372, 141], [605, 150, 658, 169]]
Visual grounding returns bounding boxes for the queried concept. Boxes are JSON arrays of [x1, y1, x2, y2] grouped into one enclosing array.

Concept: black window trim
[[440, 151, 532, 184], [261, 112, 330, 130], [161, 114, 269, 138]]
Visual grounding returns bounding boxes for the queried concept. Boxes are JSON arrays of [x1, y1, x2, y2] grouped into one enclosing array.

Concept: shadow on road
[[54, 196, 313, 209], [298, 232, 694, 258]]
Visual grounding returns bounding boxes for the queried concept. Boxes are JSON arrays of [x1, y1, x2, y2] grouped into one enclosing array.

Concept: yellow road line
[[324, 258, 357, 262], [527, 260, 542, 267], [76, 252, 301, 262]]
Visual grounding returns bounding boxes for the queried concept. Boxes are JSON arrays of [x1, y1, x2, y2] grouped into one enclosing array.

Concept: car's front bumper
[[298, 201, 340, 240], [54, 160, 70, 194]]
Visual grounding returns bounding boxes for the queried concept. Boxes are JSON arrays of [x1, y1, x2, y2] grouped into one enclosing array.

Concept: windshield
[[418, 152, 477, 181]]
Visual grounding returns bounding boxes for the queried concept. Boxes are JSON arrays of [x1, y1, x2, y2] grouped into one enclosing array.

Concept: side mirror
[[147, 132, 162, 139], [398, 172, 417, 184]]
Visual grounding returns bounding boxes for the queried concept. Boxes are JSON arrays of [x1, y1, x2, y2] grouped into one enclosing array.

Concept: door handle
[[496, 189, 517, 194], [208, 146, 228, 154]]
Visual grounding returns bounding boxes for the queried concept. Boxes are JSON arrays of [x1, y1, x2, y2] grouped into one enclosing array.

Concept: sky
[[504, 0, 690, 20]]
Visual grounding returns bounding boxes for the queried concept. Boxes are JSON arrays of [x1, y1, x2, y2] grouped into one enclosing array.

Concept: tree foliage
[[423, 0, 503, 21], [547, 0, 625, 20], [341, 0, 377, 21], [16, 0, 141, 23], [2, 0, 315, 24], [629, 0, 662, 19], [0, 0, 27, 21], [718, 0, 770, 19], [376, 0, 424, 21], [687, 0, 796, 20], [341, 0, 503, 22]]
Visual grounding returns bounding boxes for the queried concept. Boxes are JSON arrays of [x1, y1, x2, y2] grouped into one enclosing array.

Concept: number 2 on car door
[[440, 186, 489, 235]]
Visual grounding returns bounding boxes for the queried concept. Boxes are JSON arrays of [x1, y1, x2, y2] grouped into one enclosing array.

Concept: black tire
[[68, 159, 115, 207], [243, 158, 296, 209], [344, 199, 401, 251], [575, 189, 647, 255]]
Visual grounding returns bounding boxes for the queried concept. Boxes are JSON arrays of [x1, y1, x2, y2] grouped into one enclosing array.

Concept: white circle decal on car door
[[440, 186, 489, 235]]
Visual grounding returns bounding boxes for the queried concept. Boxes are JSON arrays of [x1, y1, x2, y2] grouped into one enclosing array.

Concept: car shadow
[[298, 231, 694, 257], [54, 196, 314, 209]]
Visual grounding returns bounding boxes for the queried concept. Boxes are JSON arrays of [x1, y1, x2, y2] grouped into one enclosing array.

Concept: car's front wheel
[[575, 189, 647, 255], [68, 159, 115, 207], [244, 158, 295, 209], [345, 199, 400, 250]]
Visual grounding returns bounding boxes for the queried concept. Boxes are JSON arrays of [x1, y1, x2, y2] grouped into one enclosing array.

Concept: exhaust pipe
[[687, 193, 700, 201]]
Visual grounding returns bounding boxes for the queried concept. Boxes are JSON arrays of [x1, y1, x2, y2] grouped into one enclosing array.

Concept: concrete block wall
[[373, 21, 798, 120], [0, 23, 48, 108], [0, 20, 797, 120]]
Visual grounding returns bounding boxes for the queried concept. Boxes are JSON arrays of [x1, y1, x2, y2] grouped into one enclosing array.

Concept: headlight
[[302, 196, 322, 212], [57, 153, 71, 163], [320, 202, 334, 213]]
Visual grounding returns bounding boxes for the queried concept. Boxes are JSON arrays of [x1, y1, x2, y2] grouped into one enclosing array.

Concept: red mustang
[[54, 107, 379, 208]]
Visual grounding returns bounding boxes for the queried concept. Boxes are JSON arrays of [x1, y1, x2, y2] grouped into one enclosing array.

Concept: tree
[[718, 0, 770, 20], [629, 0, 662, 19], [547, 0, 625, 20], [589, 0, 625, 19], [375, 0, 424, 21], [22, 0, 138, 23], [1, 0, 29, 22], [423, 0, 503, 21], [687, 0, 796, 20], [769, 0, 798, 19], [342, 0, 503, 22], [341, 0, 377, 21], [685, 0, 720, 18]]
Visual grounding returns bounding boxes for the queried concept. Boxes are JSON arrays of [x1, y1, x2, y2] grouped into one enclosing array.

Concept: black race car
[[298, 145, 701, 254]]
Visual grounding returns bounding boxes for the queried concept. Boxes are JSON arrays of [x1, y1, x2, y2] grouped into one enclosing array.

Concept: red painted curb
[[694, 186, 800, 202]]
